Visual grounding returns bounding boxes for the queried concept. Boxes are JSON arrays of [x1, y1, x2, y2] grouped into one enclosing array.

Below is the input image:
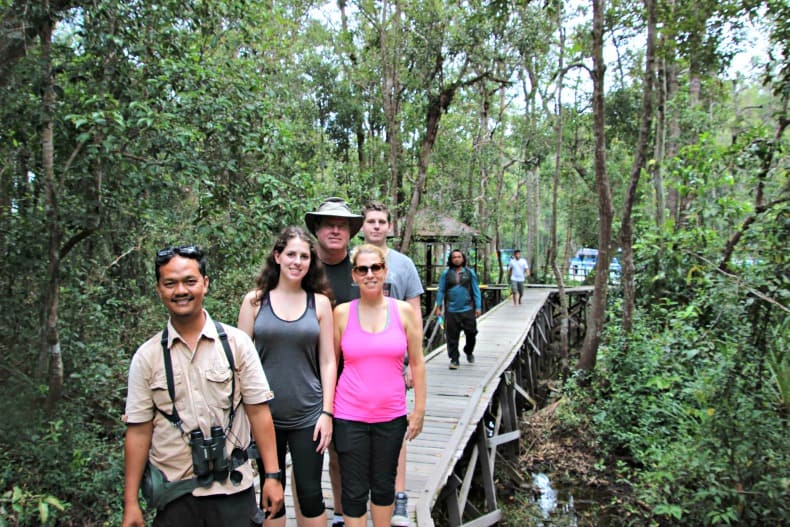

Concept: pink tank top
[[334, 298, 408, 422]]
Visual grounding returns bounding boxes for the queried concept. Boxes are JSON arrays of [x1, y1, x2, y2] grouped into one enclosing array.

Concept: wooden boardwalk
[[276, 287, 588, 526]]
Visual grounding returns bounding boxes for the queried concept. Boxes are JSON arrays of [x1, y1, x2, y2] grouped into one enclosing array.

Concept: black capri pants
[[333, 416, 408, 518], [258, 425, 326, 518]]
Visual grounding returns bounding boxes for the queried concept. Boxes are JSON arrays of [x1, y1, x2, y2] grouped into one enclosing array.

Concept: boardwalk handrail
[[414, 297, 542, 526]]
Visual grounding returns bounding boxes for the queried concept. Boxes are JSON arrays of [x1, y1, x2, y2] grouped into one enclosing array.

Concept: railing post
[[475, 421, 497, 511]]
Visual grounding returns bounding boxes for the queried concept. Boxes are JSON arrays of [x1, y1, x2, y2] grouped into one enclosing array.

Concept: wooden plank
[[487, 430, 520, 447], [460, 509, 503, 527]]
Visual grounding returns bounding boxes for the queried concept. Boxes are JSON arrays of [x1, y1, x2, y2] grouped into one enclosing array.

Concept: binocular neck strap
[[157, 321, 237, 435], [213, 322, 237, 431]]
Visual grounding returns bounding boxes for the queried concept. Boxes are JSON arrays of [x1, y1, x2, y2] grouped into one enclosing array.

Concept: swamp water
[[527, 472, 614, 527]]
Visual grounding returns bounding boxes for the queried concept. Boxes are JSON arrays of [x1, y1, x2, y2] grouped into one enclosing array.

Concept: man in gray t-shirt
[[360, 201, 424, 527]]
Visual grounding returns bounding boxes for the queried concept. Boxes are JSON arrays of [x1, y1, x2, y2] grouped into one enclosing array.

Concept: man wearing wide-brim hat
[[304, 197, 362, 306], [304, 197, 364, 241], [303, 197, 363, 527]]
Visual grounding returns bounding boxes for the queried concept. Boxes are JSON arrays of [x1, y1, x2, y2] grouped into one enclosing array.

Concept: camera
[[189, 427, 230, 486]]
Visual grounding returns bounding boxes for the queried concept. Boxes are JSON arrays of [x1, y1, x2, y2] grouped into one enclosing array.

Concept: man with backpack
[[435, 249, 482, 369]]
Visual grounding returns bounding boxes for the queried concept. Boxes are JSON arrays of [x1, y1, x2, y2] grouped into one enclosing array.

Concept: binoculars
[[189, 426, 230, 485]]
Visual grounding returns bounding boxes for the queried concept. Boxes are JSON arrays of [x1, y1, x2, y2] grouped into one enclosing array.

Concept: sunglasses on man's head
[[156, 245, 203, 263], [353, 263, 386, 275]]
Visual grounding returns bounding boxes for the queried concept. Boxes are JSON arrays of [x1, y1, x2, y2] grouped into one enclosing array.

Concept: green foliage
[[0, 0, 786, 525], [567, 297, 788, 524], [558, 100, 788, 522], [573, 217, 788, 525], [0, 486, 66, 527]]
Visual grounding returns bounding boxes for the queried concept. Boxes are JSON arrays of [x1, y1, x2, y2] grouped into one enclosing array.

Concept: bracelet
[[264, 472, 281, 480], [321, 410, 334, 418]]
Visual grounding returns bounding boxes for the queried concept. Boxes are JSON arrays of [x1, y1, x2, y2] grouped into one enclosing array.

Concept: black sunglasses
[[353, 263, 386, 275], [156, 245, 203, 262]]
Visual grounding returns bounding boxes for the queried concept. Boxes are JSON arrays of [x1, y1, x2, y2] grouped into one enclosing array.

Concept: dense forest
[[0, 0, 787, 525]]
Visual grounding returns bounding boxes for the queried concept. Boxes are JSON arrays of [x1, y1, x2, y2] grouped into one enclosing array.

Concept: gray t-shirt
[[383, 248, 424, 301], [253, 291, 322, 430]]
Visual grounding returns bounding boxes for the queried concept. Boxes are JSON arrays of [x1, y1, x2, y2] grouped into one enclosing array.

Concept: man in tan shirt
[[122, 245, 283, 526]]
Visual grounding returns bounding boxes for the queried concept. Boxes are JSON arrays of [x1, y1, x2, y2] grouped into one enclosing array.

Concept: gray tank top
[[253, 291, 322, 429]]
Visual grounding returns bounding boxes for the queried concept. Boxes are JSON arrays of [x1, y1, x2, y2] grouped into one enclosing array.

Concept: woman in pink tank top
[[332, 244, 426, 527]]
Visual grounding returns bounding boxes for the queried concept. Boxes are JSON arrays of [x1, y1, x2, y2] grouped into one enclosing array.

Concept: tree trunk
[[526, 167, 539, 280], [652, 54, 666, 228], [475, 80, 491, 283], [36, 5, 64, 409], [620, 0, 657, 333], [492, 74, 521, 283], [666, 59, 680, 221], [551, 21, 570, 362], [578, 0, 613, 372], [401, 90, 452, 253], [379, 0, 405, 237]]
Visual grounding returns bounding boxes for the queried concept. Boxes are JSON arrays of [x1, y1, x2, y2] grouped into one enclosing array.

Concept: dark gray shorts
[[154, 485, 260, 527]]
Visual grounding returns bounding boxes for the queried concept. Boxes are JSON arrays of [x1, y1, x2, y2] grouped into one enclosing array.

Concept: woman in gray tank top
[[238, 226, 336, 527]]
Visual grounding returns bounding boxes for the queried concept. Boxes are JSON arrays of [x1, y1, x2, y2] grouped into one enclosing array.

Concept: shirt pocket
[[150, 372, 181, 413], [204, 366, 233, 410]]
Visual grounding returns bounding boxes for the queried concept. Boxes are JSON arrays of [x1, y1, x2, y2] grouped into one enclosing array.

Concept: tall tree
[[377, 0, 407, 231], [550, 10, 571, 362], [38, 0, 65, 408], [578, 0, 615, 372], [619, 0, 657, 332], [396, 2, 506, 252]]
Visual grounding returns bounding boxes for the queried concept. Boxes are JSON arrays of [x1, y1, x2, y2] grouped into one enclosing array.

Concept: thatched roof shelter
[[400, 209, 491, 288], [410, 209, 489, 243]]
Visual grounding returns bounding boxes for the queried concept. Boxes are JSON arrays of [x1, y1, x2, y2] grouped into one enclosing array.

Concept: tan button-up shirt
[[125, 311, 274, 496]]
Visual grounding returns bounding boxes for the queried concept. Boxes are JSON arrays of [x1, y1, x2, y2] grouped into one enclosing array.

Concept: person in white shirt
[[507, 249, 530, 305]]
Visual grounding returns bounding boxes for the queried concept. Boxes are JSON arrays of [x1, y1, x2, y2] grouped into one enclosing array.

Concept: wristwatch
[[264, 472, 281, 479]]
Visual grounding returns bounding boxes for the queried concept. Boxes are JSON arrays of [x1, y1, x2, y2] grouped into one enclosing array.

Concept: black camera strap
[[157, 321, 237, 434]]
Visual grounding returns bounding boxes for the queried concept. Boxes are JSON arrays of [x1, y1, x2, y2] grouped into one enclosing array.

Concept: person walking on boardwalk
[[304, 196, 364, 527], [237, 227, 337, 527], [360, 201, 424, 527], [507, 249, 530, 305], [122, 245, 283, 527], [333, 244, 426, 527], [435, 249, 482, 369]]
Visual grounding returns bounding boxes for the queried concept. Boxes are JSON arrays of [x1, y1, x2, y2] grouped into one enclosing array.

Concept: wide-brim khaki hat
[[304, 197, 364, 237]]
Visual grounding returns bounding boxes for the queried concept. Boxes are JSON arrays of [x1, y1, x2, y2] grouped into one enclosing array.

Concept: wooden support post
[[442, 473, 462, 526], [459, 439, 480, 517], [500, 372, 517, 432], [475, 421, 497, 511]]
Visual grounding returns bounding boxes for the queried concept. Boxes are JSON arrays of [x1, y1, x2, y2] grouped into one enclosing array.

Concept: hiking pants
[[446, 309, 477, 361]]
